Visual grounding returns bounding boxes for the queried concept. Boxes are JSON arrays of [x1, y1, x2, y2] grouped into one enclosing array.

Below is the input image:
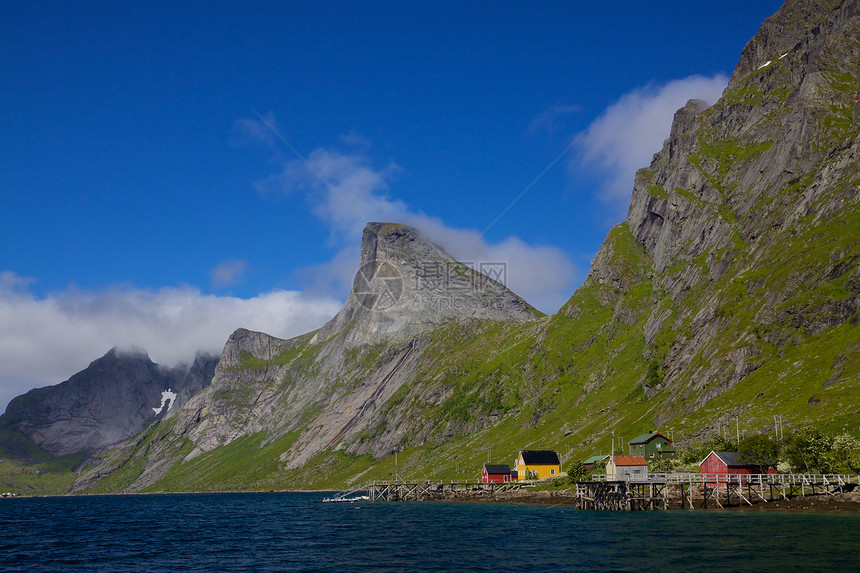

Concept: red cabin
[[481, 463, 512, 484], [700, 450, 778, 486]]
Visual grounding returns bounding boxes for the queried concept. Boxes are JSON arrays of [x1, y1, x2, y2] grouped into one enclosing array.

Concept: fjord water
[[1, 493, 858, 571]]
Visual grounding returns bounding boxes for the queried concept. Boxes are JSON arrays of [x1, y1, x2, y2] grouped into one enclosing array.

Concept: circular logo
[[353, 259, 403, 311]]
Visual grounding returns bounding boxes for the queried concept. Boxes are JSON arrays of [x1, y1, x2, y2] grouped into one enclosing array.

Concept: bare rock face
[[313, 222, 537, 346], [0, 348, 217, 457], [0, 348, 216, 456], [629, 0, 860, 279], [174, 352, 219, 411]]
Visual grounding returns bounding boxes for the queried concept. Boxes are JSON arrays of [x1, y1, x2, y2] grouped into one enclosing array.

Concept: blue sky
[[0, 0, 784, 410]]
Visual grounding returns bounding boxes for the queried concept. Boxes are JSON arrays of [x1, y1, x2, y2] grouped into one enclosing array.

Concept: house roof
[[519, 450, 560, 465], [483, 464, 511, 474], [583, 454, 610, 464], [702, 450, 773, 468], [628, 432, 671, 445], [609, 455, 648, 466]]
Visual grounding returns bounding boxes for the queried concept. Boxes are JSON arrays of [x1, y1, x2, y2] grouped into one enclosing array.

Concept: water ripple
[[0, 494, 858, 571]]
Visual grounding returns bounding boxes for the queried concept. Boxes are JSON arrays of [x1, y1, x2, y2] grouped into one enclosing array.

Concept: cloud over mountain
[[238, 119, 580, 313], [573, 74, 729, 216], [0, 272, 340, 412]]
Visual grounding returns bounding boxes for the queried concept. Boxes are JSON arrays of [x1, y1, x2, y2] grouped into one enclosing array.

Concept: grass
[[0, 429, 86, 495], [646, 184, 669, 200]]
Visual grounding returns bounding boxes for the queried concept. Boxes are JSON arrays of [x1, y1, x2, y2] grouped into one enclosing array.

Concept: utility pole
[[736, 416, 740, 444]]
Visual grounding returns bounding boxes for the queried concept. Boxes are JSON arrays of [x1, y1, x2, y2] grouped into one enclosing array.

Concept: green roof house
[[628, 432, 675, 460], [582, 454, 610, 470]]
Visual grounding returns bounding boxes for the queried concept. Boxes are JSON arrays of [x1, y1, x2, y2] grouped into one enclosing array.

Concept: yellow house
[[515, 450, 561, 480]]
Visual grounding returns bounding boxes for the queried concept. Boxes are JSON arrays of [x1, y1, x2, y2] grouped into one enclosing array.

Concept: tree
[[680, 435, 737, 465], [737, 434, 780, 471], [832, 433, 860, 471], [705, 435, 738, 453], [567, 461, 587, 484], [649, 457, 675, 472], [787, 427, 835, 473]]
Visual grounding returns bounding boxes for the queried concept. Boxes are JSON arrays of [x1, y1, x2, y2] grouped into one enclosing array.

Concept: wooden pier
[[576, 473, 858, 511], [575, 481, 671, 511], [351, 473, 858, 511], [366, 480, 518, 502]]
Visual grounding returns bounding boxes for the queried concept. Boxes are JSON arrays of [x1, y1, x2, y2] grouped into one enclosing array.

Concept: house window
[[550, 469, 555, 475]]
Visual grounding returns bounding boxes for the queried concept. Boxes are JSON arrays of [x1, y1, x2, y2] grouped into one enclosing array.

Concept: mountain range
[[1, 0, 858, 494]]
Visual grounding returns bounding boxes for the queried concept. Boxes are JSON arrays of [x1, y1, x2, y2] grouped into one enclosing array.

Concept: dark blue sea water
[[1, 493, 858, 571]]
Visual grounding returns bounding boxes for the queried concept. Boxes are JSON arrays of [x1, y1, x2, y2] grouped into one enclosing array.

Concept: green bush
[[832, 433, 860, 472], [649, 458, 676, 472], [567, 461, 587, 484], [787, 427, 835, 473], [737, 434, 780, 470]]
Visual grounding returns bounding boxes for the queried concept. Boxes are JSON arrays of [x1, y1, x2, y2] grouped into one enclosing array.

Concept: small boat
[[322, 495, 369, 503]]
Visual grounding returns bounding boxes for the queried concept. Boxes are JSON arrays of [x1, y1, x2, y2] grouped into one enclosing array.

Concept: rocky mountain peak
[[627, 0, 859, 279], [0, 347, 216, 457], [729, 0, 852, 89], [312, 222, 538, 345]]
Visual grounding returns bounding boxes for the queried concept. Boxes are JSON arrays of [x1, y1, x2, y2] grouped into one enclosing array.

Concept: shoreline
[[6, 487, 860, 513], [427, 488, 860, 513]]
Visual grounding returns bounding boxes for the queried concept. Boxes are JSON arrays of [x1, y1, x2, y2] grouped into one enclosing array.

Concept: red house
[[481, 464, 513, 483], [699, 451, 777, 486]]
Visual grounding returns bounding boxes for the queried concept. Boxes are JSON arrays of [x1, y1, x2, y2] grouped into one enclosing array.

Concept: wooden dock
[[353, 473, 858, 510], [572, 473, 858, 511], [366, 480, 518, 502]]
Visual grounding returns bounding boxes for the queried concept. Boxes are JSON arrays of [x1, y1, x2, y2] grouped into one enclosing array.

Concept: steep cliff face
[[619, 0, 860, 413], [0, 348, 216, 457], [629, 0, 859, 278], [313, 222, 538, 346]]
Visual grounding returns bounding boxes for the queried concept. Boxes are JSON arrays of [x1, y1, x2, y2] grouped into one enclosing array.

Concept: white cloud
[[0, 273, 341, 413], [231, 112, 279, 149], [295, 246, 360, 299], [528, 104, 581, 136], [254, 139, 579, 313], [573, 74, 729, 215], [210, 259, 248, 288]]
